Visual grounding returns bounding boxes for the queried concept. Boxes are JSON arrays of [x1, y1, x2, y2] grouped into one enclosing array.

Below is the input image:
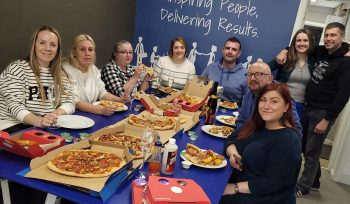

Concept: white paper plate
[[232, 111, 239, 117], [216, 115, 236, 126], [93, 101, 128, 112], [201, 125, 232, 139], [180, 150, 227, 169], [57, 115, 95, 129]]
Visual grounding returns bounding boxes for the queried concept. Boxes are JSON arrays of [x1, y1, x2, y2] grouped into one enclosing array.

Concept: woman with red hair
[[221, 83, 301, 204]]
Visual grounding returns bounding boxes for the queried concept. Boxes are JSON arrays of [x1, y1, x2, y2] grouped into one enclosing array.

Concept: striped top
[[0, 60, 75, 130]]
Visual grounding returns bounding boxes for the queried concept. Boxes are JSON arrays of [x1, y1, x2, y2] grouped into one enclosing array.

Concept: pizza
[[208, 125, 233, 137], [47, 149, 125, 178], [139, 63, 154, 75], [140, 113, 186, 124], [184, 144, 225, 166], [219, 116, 237, 126], [158, 86, 178, 94], [98, 100, 126, 111], [128, 114, 176, 130], [94, 133, 143, 158], [10, 138, 38, 147], [177, 94, 200, 104], [220, 101, 238, 109]]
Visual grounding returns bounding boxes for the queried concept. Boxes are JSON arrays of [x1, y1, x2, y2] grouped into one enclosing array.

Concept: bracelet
[[233, 183, 239, 194]]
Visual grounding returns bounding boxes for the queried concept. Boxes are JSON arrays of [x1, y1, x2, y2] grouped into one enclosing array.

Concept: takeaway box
[[132, 176, 210, 204], [141, 76, 213, 113], [24, 139, 133, 201], [0, 129, 64, 158]]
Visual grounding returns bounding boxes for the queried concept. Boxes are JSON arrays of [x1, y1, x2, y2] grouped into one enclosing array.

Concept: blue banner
[[132, 0, 300, 74]]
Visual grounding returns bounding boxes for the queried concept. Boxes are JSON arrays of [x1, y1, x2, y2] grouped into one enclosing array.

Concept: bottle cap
[[169, 138, 176, 145]]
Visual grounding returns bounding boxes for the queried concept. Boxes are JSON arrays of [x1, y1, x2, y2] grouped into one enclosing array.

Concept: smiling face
[[35, 30, 59, 67], [172, 41, 186, 61], [74, 40, 95, 69], [247, 62, 273, 95], [294, 32, 310, 54], [258, 90, 289, 127], [324, 27, 344, 54], [222, 41, 241, 66], [114, 42, 133, 68]]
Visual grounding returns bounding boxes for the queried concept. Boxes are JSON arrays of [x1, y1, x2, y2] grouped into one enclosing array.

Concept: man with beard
[[235, 61, 302, 138], [201, 37, 247, 104]]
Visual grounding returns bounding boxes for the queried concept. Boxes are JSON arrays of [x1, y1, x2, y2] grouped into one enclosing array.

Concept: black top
[[306, 43, 350, 120], [224, 128, 301, 204]]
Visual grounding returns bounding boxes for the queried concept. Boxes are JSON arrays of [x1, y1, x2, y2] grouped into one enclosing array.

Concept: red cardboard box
[[0, 129, 64, 158], [145, 176, 210, 204]]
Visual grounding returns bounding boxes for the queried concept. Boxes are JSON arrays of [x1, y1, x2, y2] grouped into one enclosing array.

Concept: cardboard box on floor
[[0, 129, 64, 158], [25, 139, 133, 201]]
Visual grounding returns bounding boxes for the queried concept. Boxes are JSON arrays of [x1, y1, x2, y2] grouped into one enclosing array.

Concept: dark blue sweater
[[224, 128, 301, 204]]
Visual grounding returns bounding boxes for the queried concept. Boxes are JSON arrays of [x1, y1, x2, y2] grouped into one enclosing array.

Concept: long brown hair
[[28, 25, 64, 100], [236, 83, 295, 140], [284, 28, 314, 71]]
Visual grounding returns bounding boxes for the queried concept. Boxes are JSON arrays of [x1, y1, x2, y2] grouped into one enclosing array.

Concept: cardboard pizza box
[[145, 176, 210, 204], [173, 76, 213, 112], [25, 139, 133, 201], [0, 129, 64, 158]]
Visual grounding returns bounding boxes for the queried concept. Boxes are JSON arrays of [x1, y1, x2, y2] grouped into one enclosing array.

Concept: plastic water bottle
[[161, 138, 178, 175]]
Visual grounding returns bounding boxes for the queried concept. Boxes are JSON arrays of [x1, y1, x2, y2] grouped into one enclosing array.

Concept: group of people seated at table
[[1, 22, 350, 204]]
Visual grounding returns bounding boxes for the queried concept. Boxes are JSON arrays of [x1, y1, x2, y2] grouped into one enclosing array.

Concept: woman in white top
[[0, 26, 75, 133], [63, 34, 129, 116], [154, 37, 196, 90]]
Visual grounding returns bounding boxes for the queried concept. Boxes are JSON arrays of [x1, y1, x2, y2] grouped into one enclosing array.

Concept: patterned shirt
[[101, 59, 141, 97], [0, 60, 75, 130]]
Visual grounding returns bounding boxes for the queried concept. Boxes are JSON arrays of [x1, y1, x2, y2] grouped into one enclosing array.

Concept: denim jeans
[[297, 107, 335, 190]]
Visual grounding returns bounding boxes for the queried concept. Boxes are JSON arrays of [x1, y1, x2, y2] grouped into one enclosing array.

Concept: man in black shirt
[[295, 22, 350, 196]]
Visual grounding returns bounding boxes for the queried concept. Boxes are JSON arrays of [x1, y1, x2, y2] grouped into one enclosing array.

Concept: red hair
[[236, 83, 295, 140]]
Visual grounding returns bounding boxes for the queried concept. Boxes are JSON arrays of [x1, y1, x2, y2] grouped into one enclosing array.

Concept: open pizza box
[[0, 129, 64, 158], [25, 139, 133, 201]]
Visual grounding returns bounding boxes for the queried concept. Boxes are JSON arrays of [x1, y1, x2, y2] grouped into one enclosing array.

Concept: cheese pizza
[[128, 114, 176, 130], [94, 133, 143, 158], [98, 100, 127, 111], [47, 149, 125, 178]]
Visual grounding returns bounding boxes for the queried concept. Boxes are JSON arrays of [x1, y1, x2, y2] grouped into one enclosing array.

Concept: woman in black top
[[221, 83, 301, 204]]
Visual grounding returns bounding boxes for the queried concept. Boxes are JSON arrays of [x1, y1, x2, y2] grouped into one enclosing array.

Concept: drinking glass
[[129, 86, 138, 111], [137, 127, 155, 179], [47, 85, 60, 129], [168, 73, 174, 88]]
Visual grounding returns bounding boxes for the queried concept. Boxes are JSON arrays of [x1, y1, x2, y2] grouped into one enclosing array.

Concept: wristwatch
[[233, 183, 239, 193]]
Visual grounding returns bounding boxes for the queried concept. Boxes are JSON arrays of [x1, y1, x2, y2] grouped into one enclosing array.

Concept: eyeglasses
[[117, 51, 133, 55], [245, 72, 270, 79]]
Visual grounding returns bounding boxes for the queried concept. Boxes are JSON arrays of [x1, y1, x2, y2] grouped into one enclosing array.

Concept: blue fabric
[[223, 128, 301, 204], [294, 101, 305, 120], [201, 58, 247, 104], [235, 89, 302, 139]]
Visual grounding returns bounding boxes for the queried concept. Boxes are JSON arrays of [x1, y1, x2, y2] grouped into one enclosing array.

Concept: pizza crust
[[47, 150, 126, 178]]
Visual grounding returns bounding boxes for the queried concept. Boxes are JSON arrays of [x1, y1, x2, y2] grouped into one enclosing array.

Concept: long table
[[0, 102, 234, 204]]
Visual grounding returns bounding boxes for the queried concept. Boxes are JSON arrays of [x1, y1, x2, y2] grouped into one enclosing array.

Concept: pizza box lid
[[145, 176, 210, 204], [25, 139, 132, 192], [0, 129, 64, 158]]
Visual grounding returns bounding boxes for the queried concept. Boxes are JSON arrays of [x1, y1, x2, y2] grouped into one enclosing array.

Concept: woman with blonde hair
[[0, 25, 75, 133], [63, 34, 129, 116]]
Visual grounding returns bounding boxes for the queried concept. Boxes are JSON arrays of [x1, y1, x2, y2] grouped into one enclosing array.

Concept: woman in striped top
[[0, 26, 75, 133]]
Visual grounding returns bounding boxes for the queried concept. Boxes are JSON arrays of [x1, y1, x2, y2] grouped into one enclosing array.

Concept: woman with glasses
[[269, 28, 315, 119], [63, 34, 129, 116], [101, 40, 153, 97], [0, 26, 75, 133], [221, 83, 301, 204], [154, 36, 196, 90]]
